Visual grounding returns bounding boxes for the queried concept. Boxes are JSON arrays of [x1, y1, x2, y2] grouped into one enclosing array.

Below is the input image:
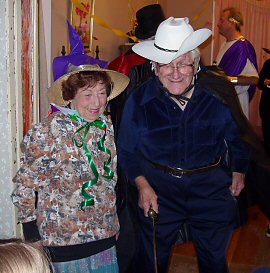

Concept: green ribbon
[[69, 113, 114, 211]]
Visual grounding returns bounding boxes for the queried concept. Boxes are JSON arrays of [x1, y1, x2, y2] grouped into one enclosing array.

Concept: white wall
[[167, 0, 214, 65], [51, 1, 69, 79], [51, 0, 167, 66], [0, 0, 23, 239], [91, 0, 167, 62]]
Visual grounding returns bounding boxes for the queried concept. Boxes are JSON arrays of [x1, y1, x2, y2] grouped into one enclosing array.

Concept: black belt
[[148, 157, 223, 178]]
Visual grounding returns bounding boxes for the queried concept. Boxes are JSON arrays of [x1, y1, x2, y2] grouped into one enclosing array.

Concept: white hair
[[190, 48, 201, 72]]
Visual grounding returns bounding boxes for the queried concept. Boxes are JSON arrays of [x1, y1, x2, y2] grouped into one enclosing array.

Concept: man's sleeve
[[117, 94, 144, 183]]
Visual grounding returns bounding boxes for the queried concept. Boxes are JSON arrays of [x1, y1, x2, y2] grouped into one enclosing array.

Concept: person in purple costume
[[215, 7, 258, 119]]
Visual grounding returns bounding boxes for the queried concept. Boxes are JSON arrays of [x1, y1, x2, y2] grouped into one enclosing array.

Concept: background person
[[0, 239, 52, 273], [108, 3, 166, 134], [215, 7, 258, 119], [11, 64, 129, 273], [117, 17, 250, 273], [258, 47, 270, 156]]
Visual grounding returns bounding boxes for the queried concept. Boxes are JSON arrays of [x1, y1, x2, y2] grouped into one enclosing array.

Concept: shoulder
[[237, 38, 256, 54], [128, 77, 156, 100], [197, 66, 237, 104], [25, 112, 75, 141]]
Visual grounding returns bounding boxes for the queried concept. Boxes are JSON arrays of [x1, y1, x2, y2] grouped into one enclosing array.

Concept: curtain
[[213, 0, 270, 133]]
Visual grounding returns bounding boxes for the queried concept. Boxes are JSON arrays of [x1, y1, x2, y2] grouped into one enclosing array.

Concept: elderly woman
[[117, 17, 250, 273], [12, 65, 129, 273]]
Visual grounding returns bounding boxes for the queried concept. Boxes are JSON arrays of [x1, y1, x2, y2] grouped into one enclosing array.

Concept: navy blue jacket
[[117, 76, 250, 183]]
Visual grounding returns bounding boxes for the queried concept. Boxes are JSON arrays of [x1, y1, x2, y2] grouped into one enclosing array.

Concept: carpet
[[168, 252, 270, 273]]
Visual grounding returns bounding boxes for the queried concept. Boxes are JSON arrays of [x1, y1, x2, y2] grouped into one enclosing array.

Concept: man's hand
[[135, 176, 158, 217], [228, 75, 259, 86], [230, 172, 245, 196], [263, 78, 270, 87]]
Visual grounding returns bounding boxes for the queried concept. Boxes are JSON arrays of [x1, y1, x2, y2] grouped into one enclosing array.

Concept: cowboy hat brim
[[47, 65, 130, 105], [174, 28, 212, 59], [133, 28, 212, 64]]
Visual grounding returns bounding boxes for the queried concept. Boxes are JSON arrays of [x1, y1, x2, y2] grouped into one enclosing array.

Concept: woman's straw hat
[[47, 64, 130, 105]]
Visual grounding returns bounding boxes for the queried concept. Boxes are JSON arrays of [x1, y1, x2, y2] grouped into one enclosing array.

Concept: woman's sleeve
[[11, 123, 51, 225]]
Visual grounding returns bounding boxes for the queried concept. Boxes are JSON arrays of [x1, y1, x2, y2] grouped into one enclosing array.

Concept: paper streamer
[[93, 15, 138, 42], [191, 0, 212, 24], [72, 0, 89, 14], [89, 0, 95, 52]]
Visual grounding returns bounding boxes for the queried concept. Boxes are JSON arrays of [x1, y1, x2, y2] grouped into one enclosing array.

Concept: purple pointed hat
[[53, 21, 108, 81]]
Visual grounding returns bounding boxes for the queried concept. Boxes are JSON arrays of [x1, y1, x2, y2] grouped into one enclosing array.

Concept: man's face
[[217, 10, 233, 37], [154, 52, 195, 95]]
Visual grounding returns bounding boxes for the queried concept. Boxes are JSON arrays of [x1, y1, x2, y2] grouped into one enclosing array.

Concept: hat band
[[154, 43, 178, 53]]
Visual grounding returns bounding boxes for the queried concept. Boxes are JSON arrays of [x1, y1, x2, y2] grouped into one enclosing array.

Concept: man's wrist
[[229, 76, 238, 84], [135, 176, 149, 190]]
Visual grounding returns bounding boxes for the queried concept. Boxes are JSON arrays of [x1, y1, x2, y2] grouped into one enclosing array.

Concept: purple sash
[[218, 39, 258, 101]]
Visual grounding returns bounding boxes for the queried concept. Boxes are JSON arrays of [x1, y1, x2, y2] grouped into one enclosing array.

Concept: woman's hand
[[135, 176, 158, 217], [230, 172, 245, 196]]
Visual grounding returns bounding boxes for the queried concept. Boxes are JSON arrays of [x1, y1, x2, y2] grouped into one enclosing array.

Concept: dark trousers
[[115, 166, 139, 273], [262, 118, 270, 156], [134, 167, 237, 273]]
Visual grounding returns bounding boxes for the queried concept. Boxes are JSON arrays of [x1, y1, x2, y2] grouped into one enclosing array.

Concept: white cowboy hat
[[132, 17, 212, 64], [47, 64, 130, 105]]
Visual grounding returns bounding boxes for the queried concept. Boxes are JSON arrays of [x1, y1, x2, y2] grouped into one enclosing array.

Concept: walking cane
[[148, 208, 159, 273]]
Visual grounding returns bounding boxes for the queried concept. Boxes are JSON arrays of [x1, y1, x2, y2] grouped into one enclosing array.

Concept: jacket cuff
[[22, 220, 41, 242], [232, 158, 250, 174]]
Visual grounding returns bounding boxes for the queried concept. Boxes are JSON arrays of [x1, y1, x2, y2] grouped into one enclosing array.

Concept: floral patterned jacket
[[12, 110, 119, 247]]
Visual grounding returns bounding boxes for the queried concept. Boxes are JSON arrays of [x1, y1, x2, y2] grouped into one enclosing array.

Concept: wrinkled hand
[[230, 172, 245, 196], [135, 176, 158, 217]]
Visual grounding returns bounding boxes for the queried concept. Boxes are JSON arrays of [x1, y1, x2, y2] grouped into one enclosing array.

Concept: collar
[[139, 76, 198, 106], [139, 77, 167, 105], [50, 103, 106, 125]]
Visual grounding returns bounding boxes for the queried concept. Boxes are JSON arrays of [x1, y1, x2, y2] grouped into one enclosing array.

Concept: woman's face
[[72, 81, 108, 122]]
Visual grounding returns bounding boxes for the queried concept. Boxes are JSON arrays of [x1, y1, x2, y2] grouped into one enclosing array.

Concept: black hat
[[263, 48, 270, 54], [135, 4, 166, 40]]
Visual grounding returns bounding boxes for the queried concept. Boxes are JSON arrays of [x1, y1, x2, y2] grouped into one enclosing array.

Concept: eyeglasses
[[158, 62, 194, 75]]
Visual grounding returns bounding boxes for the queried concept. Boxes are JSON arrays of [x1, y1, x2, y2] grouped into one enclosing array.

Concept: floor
[[168, 205, 270, 273]]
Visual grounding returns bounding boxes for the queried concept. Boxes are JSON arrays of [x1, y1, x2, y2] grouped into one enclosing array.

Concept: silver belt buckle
[[170, 167, 183, 179]]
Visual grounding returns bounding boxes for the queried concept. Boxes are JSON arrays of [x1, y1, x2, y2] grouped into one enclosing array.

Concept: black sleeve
[[258, 59, 270, 91], [22, 220, 41, 242]]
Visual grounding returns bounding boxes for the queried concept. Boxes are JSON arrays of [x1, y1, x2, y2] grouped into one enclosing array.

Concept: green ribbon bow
[[69, 113, 114, 211]]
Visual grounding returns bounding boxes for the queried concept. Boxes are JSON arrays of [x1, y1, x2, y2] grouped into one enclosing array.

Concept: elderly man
[[215, 7, 258, 119], [117, 17, 250, 273]]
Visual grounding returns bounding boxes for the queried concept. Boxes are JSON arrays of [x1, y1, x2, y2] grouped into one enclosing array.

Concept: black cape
[[197, 65, 270, 219]]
